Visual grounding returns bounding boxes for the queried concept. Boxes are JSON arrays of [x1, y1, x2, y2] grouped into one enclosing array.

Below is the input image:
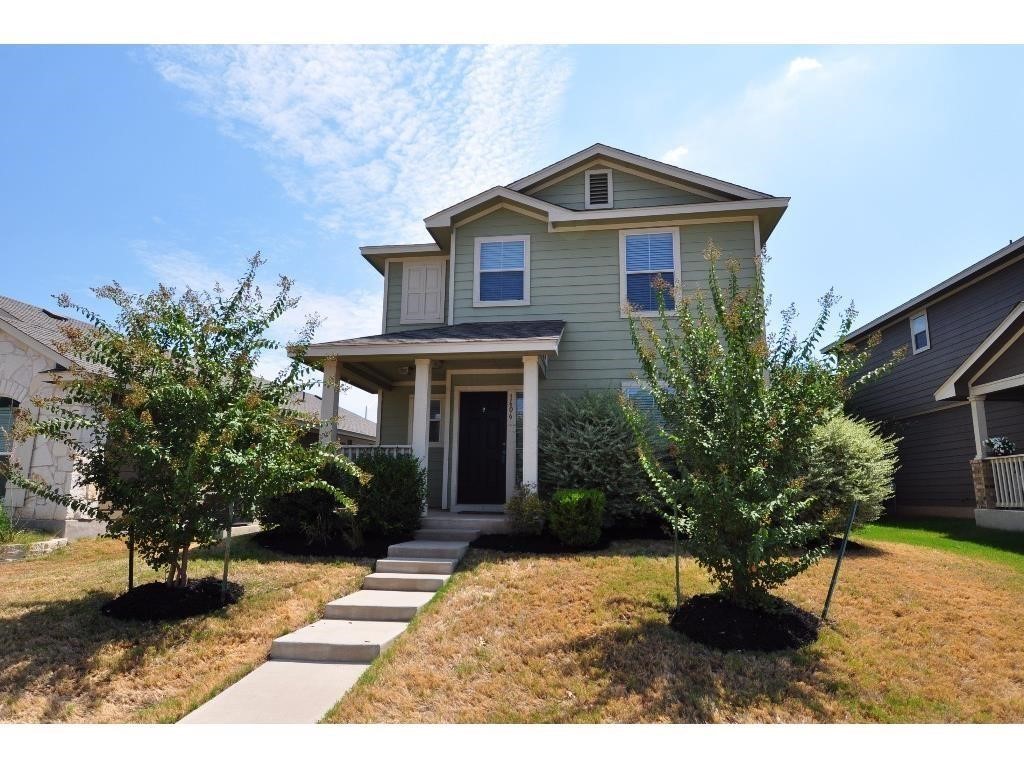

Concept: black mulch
[[670, 593, 819, 652], [253, 528, 394, 558], [472, 531, 611, 554], [101, 577, 243, 622]]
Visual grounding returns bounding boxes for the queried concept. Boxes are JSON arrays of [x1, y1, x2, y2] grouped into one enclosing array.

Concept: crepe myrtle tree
[[623, 242, 901, 607], [2, 253, 360, 590]]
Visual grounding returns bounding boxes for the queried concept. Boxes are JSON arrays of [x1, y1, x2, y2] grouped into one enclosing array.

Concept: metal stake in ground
[[221, 502, 234, 605], [821, 502, 858, 623]]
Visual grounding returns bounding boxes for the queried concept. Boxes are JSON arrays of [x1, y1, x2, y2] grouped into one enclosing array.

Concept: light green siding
[[531, 168, 716, 211], [384, 259, 449, 334], [451, 209, 757, 398]]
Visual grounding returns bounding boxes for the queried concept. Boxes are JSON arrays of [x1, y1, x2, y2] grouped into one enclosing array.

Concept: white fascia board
[[359, 243, 443, 256], [507, 143, 773, 201], [423, 186, 567, 229], [934, 301, 1024, 401], [547, 196, 790, 226], [305, 337, 562, 359]]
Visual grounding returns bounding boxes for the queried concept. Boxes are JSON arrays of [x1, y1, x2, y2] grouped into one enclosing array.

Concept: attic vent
[[585, 169, 613, 209]]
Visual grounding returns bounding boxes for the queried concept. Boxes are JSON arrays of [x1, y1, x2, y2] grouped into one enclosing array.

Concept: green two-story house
[[304, 144, 788, 513]]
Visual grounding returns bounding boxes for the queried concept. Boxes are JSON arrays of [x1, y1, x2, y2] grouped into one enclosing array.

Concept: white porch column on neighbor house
[[319, 357, 341, 445], [411, 358, 431, 469], [522, 354, 539, 488], [970, 394, 989, 458]]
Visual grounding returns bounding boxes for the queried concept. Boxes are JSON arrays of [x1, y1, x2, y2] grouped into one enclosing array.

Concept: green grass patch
[[856, 515, 1024, 573]]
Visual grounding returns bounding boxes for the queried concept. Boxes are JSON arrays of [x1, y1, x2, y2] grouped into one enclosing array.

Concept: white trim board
[[305, 336, 562, 359]]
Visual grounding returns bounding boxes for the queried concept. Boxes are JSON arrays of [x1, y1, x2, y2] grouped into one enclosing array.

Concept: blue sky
[[2, 45, 1023, 418]]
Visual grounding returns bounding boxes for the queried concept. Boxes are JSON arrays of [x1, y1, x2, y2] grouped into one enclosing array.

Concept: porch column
[[522, 354, 539, 489], [411, 358, 431, 468], [319, 357, 341, 445], [970, 394, 989, 458]]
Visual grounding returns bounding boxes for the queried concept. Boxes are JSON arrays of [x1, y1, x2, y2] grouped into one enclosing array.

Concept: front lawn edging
[[1, 537, 68, 562]]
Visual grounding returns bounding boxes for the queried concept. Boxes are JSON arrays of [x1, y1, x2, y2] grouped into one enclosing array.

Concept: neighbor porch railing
[[990, 454, 1024, 508], [336, 444, 413, 460]]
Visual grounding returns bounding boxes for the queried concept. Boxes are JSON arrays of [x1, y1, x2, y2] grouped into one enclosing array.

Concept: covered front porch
[[304, 321, 565, 513], [936, 301, 1024, 530]]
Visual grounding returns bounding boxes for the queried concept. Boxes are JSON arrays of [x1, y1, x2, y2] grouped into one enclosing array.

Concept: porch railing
[[336, 444, 413, 460], [990, 454, 1024, 509]]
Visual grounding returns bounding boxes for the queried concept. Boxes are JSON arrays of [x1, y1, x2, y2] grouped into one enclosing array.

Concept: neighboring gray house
[[0, 295, 102, 539], [287, 390, 377, 445], [844, 236, 1024, 530], [305, 144, 788, 511]]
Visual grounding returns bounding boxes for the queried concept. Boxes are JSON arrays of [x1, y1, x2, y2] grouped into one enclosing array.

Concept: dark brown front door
[[457, 391, 507, 505]]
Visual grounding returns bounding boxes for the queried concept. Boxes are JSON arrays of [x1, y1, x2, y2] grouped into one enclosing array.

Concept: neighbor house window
[[620, 228, 680, 315], [474, 236, 530, 306], [910, 311, 930, 354], [0, 397, 18, 499], [408, 396, 444, 446]]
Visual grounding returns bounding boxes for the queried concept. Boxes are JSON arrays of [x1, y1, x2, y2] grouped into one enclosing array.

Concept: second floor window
[[474, 236, 530, 306], [910, 310, 930, 353], [621, 228, 679, 314]]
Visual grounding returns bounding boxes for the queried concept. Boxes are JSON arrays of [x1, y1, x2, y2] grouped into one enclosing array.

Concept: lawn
[[0, 534, 370, 723], [325, 527, 1024, 723]]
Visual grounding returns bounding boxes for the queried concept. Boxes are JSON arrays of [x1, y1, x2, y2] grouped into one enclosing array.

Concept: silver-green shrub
[[505, 483, 546, 536], [804, 413, 899, 531], [538, 391, 653, 528]]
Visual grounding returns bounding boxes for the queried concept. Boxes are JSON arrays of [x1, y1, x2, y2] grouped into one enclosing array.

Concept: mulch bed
[[670, 593, 819, 652], [101, 577, 243, 621], [472, 531, 611, 554], [253, 528, 394, 558]]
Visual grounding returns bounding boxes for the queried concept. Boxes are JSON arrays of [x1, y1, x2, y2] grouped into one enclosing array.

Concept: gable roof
[[507, 143, 774, 201], [842, 235, 1024, 345], [0, 294, 98, 372]]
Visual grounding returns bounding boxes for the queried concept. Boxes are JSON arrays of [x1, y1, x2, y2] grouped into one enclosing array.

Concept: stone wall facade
[[0, 330, 103, 538], [970, 458, 997, 509]]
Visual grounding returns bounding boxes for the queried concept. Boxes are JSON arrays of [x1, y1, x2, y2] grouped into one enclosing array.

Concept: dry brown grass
[[325, 539, 1024, 723], [0, 534, 369, 723]]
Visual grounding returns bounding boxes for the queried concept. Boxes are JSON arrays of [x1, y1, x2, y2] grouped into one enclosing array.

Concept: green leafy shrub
[[548, 489, 605, 548], [803, 414, 899, 532], [505, 483, 546, 536], [260, 450, 424, 549], [539, 392, 653, 529], [0, 501, 13, 545]]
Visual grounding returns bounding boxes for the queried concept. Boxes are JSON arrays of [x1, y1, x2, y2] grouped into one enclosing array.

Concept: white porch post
[[319, 357, 341, 445], [522, 354, 539, 489], [970, 394, 989, 459], [412, 357, 431, 468]]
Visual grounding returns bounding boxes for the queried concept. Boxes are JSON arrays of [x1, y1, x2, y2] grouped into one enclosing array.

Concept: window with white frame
[[621, 381, 664, 427], [474, 236, 529, 306], [585, 169, 613, 209], [400, 258, 445, 324], [910, 311, 930, 354], [0, 397, 18, 499], [620, 228, 680, 314], [407, 396, 444, 446]]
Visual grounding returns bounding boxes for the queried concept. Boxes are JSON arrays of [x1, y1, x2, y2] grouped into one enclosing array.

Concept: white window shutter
[[401, 260, 444, 323]]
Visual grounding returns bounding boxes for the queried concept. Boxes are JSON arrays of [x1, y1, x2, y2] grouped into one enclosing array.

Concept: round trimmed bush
[[548, 488, 604, 548]]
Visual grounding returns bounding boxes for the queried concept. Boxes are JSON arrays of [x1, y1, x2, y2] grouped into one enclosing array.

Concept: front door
[[457, 391, 508, 505]]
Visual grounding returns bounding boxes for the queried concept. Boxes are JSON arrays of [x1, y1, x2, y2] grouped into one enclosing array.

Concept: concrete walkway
[[179, 515, 488, 724]]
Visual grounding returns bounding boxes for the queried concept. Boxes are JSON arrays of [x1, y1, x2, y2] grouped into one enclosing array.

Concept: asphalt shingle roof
[[0, 294, 101, 371], [331, 320, 566, 346]]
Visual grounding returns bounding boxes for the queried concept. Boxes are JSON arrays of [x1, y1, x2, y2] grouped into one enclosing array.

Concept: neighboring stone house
[[303, 143, 788, 512], [0, 295, 102, 539], [843, 236, 1024, 530]]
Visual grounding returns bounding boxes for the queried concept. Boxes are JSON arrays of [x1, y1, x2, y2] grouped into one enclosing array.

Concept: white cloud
[[661, 145, 689, 165], [152, 45, 572, 242], [133, 241, 382, 420], [786, 56, 823, 79]]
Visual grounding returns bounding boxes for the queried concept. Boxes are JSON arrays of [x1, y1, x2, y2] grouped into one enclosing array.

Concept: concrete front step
[[413, 528, 479, 542], [270, 619, 407, 663], [422, 514, 508, 534], [388, 540, 468, 560], [363, 571, 449, 592], [325, 589, 434, 621], [375, 557, 458, 575], [179, 660, 369, 724]]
